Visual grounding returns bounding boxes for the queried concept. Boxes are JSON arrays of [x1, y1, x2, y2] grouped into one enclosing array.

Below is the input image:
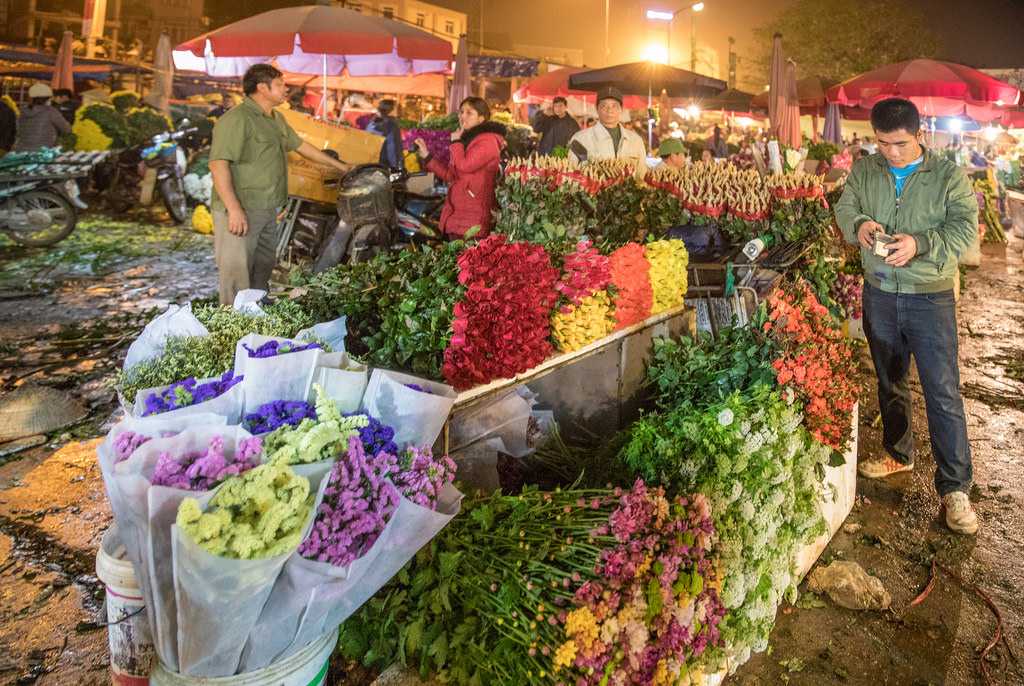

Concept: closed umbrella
[[447, 34, 469, 115], [51, 31, 74, 92], [768, 33, 785, 136], [146, 33, 173, 115], [778, 60, 802, 149], [822, 102, 842, 145]]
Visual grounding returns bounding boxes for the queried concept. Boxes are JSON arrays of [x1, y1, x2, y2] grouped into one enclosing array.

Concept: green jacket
[[835, 148, 978, 294]]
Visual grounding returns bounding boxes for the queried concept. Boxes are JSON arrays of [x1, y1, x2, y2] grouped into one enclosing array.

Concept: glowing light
[[736, 116, 753, 128], [691, 2, 705, 11], [643, 43, 669, 64], [687, 104, 701, 119], [984, 126, 1000, 141], [997, 99, 1005, 106], [948, 118, 963, 133], [646, 9, 673, 20]]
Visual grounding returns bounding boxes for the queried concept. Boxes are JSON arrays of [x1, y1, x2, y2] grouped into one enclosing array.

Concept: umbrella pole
[[648, 78, 653, 151], [321, 53, 328, 120]]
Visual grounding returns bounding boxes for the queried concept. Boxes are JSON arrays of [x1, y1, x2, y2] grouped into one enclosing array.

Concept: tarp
[[282, 72, 446, 98]]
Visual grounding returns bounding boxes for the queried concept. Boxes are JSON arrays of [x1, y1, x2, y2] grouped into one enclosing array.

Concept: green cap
[[658, 138, 686, 157]]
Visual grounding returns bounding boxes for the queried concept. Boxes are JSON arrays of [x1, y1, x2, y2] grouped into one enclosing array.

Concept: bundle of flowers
[[110, 90, 141, 113], [190, 204, 213, 234], [588, 159, 648, 249], [720, 170, 771, 245], [401, 128, 451, 166], [644, 166, 692, 238], [608, 242, 653, 330], [831, 271, 864, 320], [183, 172, 213, 205], [443, 235, 560, 390], [177, 463, 312, 559], [126, 107, 172, 145], [152, 435, 262, 491], [113, 430, 153, 463], [243, 400, 317, 435], [242, 339, 322, 358], [644, 239, 690, 314], [299, 436, 456, 566], [73, 102, 131, 150], [264, 386, 369, 465], [117, 301, 315, 404], [345, 412, 398, 458], [494, 157, 594, 245], [619, 386, 829, 669], [764, 280, 857, 451], [766, 173, 832, 245], [141, 370, 243, 416], [550, 290, 616, 353], [340, 480, 724, 685], [554, 240, 611, 306]]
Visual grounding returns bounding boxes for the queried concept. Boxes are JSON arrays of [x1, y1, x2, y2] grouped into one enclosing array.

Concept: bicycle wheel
[[6, 190, 77, 247]]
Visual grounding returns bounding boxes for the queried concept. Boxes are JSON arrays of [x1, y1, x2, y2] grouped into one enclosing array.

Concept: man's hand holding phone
[[858, 219, 884, 249]]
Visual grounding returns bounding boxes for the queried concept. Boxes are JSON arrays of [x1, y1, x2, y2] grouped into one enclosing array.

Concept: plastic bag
[[123, 304, 208, 372], [239, 483, 463, 671], [232, 289, 267, 316], [296, 315, 348, 353], [313, 352, 368, 414], [233, 334, 322, 415], [449, 389, 532, 458], [171, 461, 332, 677], [360, 370, 456, 448], [111, 425, 256, 672], [131, 372, 246, 424]]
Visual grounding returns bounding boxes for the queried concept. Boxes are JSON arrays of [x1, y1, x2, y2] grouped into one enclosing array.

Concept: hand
[[451, 127, 463, 142], [414, 138, 429, 157], [857, 220, 884, 250], [884, 233, 918, 267], [227, 207, 248, 236]]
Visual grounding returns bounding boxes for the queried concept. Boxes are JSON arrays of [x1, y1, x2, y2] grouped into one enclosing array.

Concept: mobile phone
[[873, 232, 896, 257]]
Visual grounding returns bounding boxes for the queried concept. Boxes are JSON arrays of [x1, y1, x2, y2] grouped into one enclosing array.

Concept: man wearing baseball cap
[[567, 87, 646, 164], [12, 83, 71, 152], [532, 96, 580, 155], [657, 137, 689, 169]]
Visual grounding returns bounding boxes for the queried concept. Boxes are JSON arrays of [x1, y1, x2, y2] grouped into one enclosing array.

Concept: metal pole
[[667, 17, 672, 67], [604, 0, 609, 60], [479, 0, 484, 52], [110, 0, 122, 60], [690, 12, 696, 72]]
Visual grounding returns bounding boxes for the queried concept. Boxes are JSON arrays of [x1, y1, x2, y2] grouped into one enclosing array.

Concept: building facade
[[335, 0, 466, 52]]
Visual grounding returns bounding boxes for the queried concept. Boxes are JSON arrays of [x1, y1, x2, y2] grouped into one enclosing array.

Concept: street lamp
[[646, 2, 704, 71]]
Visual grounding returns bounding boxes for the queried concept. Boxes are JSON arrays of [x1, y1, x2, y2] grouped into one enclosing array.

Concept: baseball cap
[[596, 87, 624, 106]]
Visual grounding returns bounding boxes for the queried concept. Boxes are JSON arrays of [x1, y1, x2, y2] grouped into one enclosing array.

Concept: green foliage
[[79, 103, 133, 149], [493, 174, 594, 246], [768, 196, 833, 245], [807, 141, 839, 162], [593, 176, 649, 251], [111, 90, 141, 113], [754, 0, 939, 82], [644, 187, 691, 239], [419, 113, 460, 132], [126, 107, 171, 142]]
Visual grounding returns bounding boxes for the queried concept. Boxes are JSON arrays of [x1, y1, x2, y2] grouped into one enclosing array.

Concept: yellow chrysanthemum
[[564, 607, 599, 650], [552, 640, 577, 671], [645, 239, 689, 314], [191, 204, 213, 234], [71, 118, 113, 151], [551, 290, 616, 353], [1, 94, 19, 118]]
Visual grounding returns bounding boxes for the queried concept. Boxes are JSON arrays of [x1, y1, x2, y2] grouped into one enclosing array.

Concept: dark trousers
[[862, 283, 972, 496]]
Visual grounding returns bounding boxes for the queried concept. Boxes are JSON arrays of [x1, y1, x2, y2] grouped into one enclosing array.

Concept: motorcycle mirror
[[180, 117, 191, 128]]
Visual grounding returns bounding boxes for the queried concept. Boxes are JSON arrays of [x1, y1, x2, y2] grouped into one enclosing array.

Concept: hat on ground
[[28, 83, 53, 99], [596, 87, 624, 106], [658, 138, 686, 157]]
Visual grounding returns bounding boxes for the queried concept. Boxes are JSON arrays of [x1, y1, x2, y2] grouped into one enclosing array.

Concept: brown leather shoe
[[857, 456, 913, 479]]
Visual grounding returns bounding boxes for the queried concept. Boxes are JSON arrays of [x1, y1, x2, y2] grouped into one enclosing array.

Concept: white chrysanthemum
[[718, 408, 735, 426]]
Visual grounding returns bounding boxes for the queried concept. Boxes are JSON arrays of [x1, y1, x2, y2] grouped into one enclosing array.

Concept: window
[[445, 20, 454, 34], [381, 6, 394, 19], [415, 12, 426, 26]]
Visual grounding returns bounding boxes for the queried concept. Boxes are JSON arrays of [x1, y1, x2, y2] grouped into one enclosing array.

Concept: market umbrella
[[447, 34, 470, 115], [702, 88, 758, 113], [778, 60, 802, 149], [146, 33, 174, 114], [822, 102, 842, 145], [568, 62, 726, 100], [768, 33, 785, 136], [51, 31, 74, 92], [513, 67, 648, 109]]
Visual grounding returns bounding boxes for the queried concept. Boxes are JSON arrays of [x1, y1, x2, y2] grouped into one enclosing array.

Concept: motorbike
[[96, 122, 200, 223]]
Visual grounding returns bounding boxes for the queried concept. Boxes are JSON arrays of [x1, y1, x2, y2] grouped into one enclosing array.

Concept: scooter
[[0, 176, 78, 246]]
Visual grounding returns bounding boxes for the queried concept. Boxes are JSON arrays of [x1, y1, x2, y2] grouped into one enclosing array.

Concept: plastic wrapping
[[111, 425, 257, 672], [131, 373, 246, 425], [296, 315, 348, 353], [449, 389, 532, 458], [232, 289, 268, 316], [123, 305, 209, 372], [239, 483, 463, 671], [233, 334, 323, 415], [170, 462, 332, 677], [312, 352, 368, 414], [360, 370, 456, 448]]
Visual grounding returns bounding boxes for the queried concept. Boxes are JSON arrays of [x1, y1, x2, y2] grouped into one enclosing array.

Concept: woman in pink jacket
[[414, 97, 506, 239]]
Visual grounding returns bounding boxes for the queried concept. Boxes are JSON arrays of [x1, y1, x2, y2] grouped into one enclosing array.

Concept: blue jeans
[[862, 283, 972, 496]]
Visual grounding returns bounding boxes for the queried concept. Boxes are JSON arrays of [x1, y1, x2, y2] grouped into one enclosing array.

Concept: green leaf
[[828, 450, 847, 468], [428, 632, 449, 667], [439, 551, 462, 579]]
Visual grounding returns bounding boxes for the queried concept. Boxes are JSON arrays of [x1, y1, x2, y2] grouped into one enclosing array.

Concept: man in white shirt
[[568, 87, 646, 164]]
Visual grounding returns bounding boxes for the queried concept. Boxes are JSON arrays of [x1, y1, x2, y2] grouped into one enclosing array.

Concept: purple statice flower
[[242, 340, 322, 359], [142, 370, 243, 417], [404, 383, 431, 394], [151, 435, 262, 491], [299, 435, 400, 567], [244, 400, 317, 435], [113, 431, 152, 463], [344, 412, 398, 458], [391, 446, 457, 510]]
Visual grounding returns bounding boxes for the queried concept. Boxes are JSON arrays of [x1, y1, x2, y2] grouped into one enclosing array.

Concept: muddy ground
[[0, 219, 1021, 686]]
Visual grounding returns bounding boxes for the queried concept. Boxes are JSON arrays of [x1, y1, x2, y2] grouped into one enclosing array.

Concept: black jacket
[[532, 111, 580, 155], [367, 115, 405, 171]]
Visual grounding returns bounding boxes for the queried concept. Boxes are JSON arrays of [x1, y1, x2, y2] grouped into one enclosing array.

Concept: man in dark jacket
[[835, 98, 979, 535], [366, 99, 405, 171], [52, 88, 78, 124], [12, 83, 71, 151], [532, 96, 580, 155]]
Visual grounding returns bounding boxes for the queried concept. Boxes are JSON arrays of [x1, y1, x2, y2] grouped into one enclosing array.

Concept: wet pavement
[[0, 217, 1021, 685]]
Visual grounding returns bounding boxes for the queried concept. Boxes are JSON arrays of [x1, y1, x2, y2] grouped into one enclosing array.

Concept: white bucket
[[97, 526, 156, 686], [150, 630, 336, 686]]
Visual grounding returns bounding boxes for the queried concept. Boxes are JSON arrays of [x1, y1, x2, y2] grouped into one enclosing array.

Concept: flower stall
[[99, 155, 861, 684]]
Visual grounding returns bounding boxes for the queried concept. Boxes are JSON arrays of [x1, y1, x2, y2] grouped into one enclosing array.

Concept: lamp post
[[646, 2, 703, 70]]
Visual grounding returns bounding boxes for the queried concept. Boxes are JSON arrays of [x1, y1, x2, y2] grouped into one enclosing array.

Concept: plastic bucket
[[97, 526, 155, 686], [150, 630, 336, 686]]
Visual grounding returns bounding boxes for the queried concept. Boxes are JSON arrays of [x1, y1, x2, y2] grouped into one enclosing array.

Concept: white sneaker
[[942, 492, 979, 535]]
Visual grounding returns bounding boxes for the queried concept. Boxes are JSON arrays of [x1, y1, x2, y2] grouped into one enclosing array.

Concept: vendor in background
[[208, 94, 234, 119], [705, 125, 729, 159], [366, 99, 405, 171], [414, 96, 506, 239], [656, 137, 688, 169], [52, 88, 78, 124], [531, 96, 580, 156], [209, 64, 350, 306], [567, 88, 646, 163], [12, 83, 71, 152]]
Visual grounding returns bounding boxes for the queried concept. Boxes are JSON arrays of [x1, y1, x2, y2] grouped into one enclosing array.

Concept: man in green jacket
[[835, 98, 979, 535]]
